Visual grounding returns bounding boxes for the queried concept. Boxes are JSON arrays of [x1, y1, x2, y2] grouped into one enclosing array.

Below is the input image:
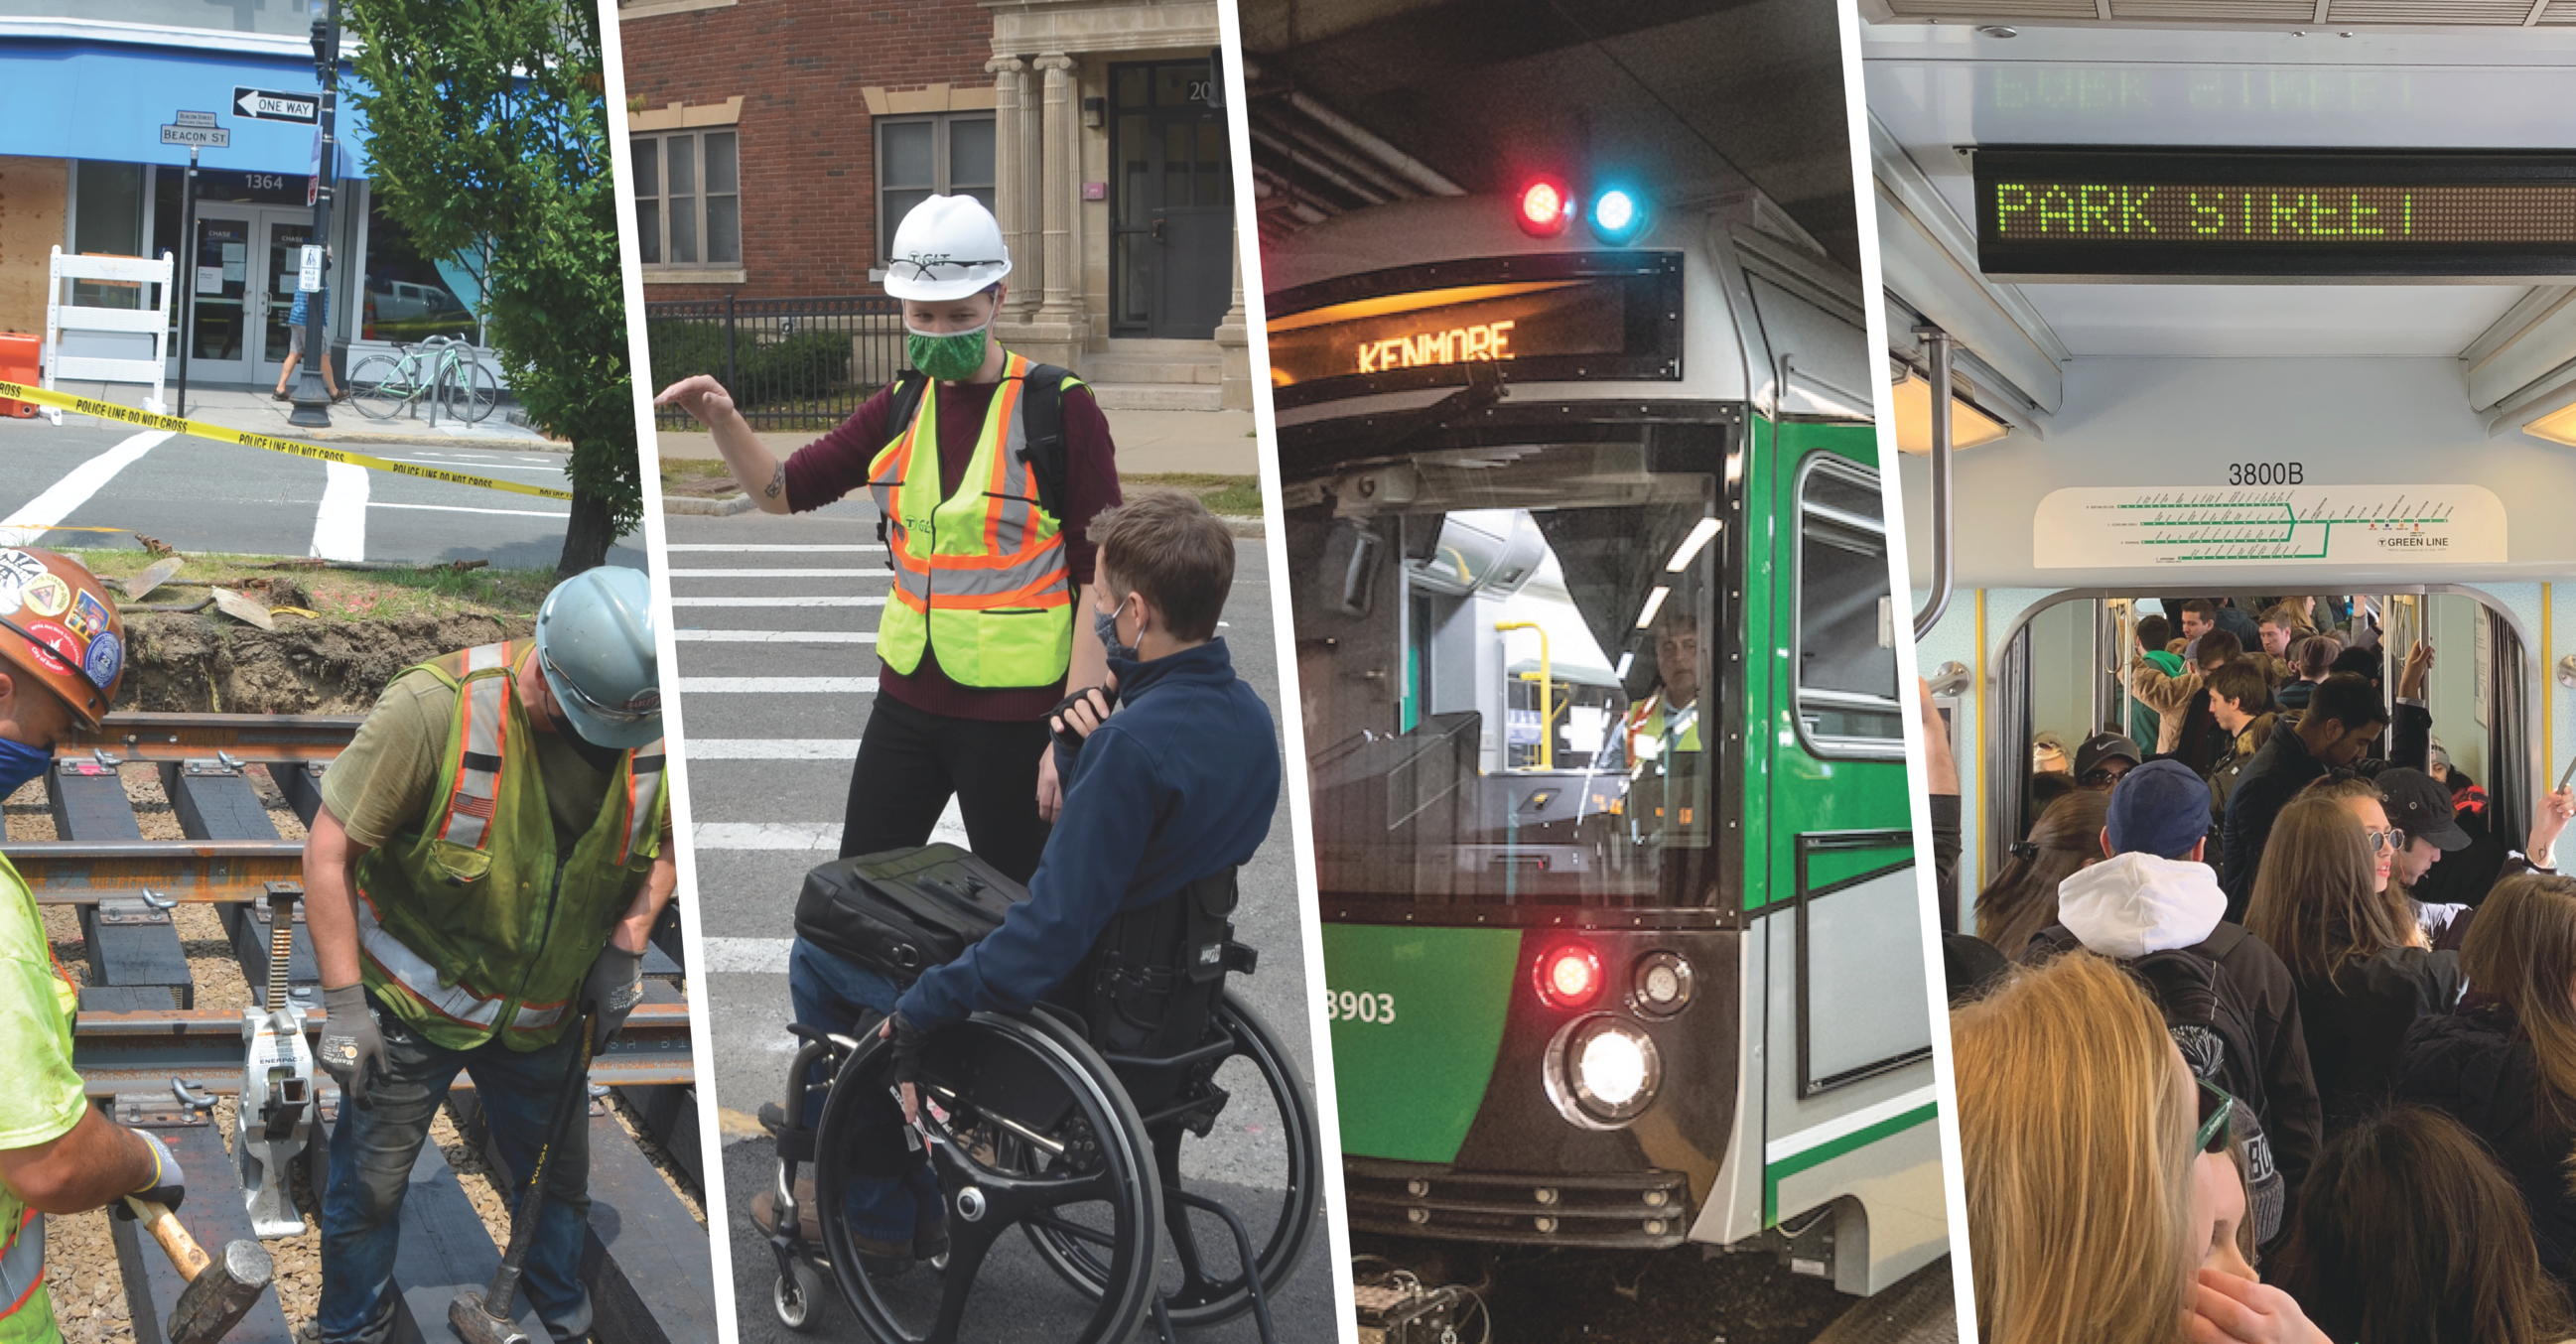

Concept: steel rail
[[73, 1001, 697, 1095], [65, 711, 364, 765]]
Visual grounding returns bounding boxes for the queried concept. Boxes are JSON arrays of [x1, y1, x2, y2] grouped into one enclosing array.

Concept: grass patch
[[1129, 472, 1263, 518], [66, 548, 553, 622], [659, 457, 746, 497]]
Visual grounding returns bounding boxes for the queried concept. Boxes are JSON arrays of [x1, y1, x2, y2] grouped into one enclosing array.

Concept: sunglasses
[[2196, 1076, 2236, 1157], [2364, 828, 2409, 855], [2081, 765, 2131, 786], [540, 646, 657, 726]]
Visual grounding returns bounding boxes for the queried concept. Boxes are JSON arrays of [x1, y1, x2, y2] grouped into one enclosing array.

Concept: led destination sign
[[1266, 252, 1683, 408], [1974, 148, 2576, 279]]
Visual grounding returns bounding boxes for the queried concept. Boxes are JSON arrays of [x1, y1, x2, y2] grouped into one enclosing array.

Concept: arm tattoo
[[764, 464, 785, 499]]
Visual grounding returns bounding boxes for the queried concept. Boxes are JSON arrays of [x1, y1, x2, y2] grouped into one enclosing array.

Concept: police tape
[[0, 380, 575, 502]]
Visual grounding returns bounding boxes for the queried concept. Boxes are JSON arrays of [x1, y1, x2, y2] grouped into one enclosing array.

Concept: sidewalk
[[654, 406, 1259, 476], [44, 380, 563, 450]]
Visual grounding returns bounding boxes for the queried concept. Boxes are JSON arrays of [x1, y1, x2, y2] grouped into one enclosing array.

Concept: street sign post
[[232, 86, 320, 124], [160, 124, 229, 148]]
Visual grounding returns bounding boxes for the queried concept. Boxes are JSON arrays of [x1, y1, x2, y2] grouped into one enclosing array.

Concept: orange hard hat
[[0, 549, 125, 729]]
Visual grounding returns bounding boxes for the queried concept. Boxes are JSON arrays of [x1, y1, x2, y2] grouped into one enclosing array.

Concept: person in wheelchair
[[761, 489, 1282, 1277]]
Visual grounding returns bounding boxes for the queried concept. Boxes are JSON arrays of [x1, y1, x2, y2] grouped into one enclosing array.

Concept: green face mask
[[906, 324, 990, 382]]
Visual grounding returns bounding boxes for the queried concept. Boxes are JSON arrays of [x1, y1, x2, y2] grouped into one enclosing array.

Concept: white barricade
[[43, 246, 175, 424]]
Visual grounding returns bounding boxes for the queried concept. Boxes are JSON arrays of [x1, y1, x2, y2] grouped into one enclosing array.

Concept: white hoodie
[[2056, 853, 2228, 959]]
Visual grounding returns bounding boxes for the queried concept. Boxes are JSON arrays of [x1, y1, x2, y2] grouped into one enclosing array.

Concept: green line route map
[[2035, 485, 2507, 568]]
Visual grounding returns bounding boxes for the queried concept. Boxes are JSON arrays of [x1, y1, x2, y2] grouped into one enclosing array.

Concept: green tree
[[345, 0, 637, 576]]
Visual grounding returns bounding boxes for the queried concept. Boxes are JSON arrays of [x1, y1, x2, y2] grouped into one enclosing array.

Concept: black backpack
[[2033, 924, 2287, 1245], [873, 363, 1078, 557]]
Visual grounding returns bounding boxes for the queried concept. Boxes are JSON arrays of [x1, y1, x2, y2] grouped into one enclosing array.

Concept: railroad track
[[36, 712, 714, 1344]]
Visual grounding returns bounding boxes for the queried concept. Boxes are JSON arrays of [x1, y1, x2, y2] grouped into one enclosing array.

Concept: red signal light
[[1517, 179, 1574, 238], [1537, 944, 1602, 1008]]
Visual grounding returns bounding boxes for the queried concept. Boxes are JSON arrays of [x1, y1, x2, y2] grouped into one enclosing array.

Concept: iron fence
[[645, 294, 910, 432]]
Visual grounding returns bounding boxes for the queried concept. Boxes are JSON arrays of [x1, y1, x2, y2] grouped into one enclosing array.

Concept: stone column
[[1035, 54, 1079, 323], [1214, 215, 1252, 409], [986, 56, 1030, 315]]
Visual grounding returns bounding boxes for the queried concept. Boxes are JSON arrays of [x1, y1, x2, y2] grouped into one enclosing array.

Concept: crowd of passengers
[[1927, 595, 2576, 1344]]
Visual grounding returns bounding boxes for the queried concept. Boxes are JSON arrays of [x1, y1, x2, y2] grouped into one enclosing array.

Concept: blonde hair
[[1954, 952, 2196, 1344], [2245, 792, 2414, 984], [2462, 874, 2576, 1126]]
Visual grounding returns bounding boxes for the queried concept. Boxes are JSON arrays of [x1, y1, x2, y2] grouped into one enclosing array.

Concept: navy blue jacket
[[895, 638, 1279, 1028]]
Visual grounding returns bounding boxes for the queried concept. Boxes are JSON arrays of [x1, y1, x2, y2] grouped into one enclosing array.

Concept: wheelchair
[[763, 868, 1322, 1344]]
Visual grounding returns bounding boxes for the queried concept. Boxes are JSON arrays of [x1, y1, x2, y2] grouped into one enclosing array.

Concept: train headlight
[[1547, 1014, 1663, 1128], [1536, 944, 1602, 1008], [1632, 951, 1695, 1018]]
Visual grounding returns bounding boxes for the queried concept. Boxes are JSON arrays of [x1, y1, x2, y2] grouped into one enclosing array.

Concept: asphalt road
[[667, 496, 1327, 1342], [0, 416, 644, 567]]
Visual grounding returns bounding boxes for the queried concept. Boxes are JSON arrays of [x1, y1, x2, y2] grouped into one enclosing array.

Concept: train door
[[1721, 237, 1945, 1293]]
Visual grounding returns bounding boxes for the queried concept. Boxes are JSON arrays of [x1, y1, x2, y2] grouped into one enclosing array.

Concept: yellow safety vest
[[866, 352, 1078, 688], [353, 642, 667, 1051], [0, 854, 72, 1344]]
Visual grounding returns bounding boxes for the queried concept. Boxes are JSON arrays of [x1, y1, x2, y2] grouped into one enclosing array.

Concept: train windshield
[[1293, 421, 1726, 912]]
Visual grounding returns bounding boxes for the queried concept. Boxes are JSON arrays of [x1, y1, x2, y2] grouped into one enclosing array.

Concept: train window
[[1292, 432, 1723, 909], [1795, 455, 1904, 757]]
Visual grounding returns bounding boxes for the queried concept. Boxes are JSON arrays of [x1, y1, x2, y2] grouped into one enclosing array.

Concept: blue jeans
[[319, 995, 593, 1344], [788, 939, 943, 1248]]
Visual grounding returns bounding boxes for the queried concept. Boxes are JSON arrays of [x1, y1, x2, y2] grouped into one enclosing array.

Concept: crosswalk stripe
[[684, 739, 860, 759], [695, 822, 839, 849], [667, 596, 885, 606], [0, 429, 173, 546], [700, 937, 796, 973], [670, 568, 886, 577], [664, 544, 886, 552], [673, 629, 876, 643], [675, 677, 879, 693]]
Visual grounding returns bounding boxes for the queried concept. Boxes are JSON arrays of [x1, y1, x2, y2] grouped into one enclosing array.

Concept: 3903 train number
[[1325, 989, 1397, 1024], [2227, 462, 2304, 485]]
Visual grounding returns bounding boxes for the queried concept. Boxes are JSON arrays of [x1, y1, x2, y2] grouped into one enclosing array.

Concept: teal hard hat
[[535, 566, 661, 749]]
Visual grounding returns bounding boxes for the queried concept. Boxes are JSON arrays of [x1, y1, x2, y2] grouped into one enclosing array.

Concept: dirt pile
[[114, 611, 538, 714]]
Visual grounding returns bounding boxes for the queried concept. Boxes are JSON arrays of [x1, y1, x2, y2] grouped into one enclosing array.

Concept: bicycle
[[346, 334, 497, 425]]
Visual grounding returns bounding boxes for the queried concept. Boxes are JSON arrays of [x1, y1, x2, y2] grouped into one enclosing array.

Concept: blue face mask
[[0, 736, 52, 798], [1094, 595, 1139, 661]]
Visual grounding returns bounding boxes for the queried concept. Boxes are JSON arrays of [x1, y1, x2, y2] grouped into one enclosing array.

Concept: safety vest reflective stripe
[[507, 998, 569, 1033], [435, 642, 511, 851], [354, 885, 505, 1028], [869, 355, 1069, 606], [619, 742, 665, 868], [0, 1209, 40, 1320]]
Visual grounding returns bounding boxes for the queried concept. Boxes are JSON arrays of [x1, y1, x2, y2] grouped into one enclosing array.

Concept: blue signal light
[[1589, 188, 1645, 243]]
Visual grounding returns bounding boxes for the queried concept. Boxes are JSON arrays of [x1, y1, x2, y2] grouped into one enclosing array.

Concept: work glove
[[114, 1130, 185, 1218], [319, 983, 385, 1112], [583, 944, 646, 1055], [887, 1012, 929, 1126]]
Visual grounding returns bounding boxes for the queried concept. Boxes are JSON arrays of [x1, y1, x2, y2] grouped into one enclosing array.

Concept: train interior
[[1862, 22, 2576, 897]]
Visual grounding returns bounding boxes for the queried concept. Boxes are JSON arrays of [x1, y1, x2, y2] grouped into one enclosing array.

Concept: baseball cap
[[2076, 731, 2143, 783], [2378, 767, 2469, 852], [2105, 759, 2213, 859]]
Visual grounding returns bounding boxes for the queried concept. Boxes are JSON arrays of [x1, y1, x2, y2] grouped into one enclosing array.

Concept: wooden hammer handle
[[123, 1197, 210, 1282]]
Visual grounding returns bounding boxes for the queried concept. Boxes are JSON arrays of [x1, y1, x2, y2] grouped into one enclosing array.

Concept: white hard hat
[[883, 195, 1013, 301]]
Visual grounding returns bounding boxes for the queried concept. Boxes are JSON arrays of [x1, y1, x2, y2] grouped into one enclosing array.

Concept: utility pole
[[287, 0, 342, 429]]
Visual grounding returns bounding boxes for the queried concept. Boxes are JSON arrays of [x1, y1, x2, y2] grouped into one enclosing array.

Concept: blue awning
[[0, 40, 372, 177]]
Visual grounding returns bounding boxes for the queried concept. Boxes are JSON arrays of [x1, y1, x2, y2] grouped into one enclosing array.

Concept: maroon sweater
[[783, 373, 1121, 723]]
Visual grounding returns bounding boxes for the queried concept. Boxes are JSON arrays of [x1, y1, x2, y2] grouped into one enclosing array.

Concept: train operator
[[0, 551, 184, 1344], [304, 566, 672, 1344]]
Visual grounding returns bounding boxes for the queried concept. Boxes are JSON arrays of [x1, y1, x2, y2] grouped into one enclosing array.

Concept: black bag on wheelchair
[[791, 844, 1026, 986], [1068, 868, 1259, 1117]]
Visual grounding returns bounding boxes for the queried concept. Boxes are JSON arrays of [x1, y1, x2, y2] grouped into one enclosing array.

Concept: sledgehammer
[[448, 1008, 597, 1344], [121, 1195, 275, 1344]]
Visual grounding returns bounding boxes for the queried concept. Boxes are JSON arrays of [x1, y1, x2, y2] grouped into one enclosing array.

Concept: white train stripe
[[673, 629, 875, 643], [1763, 1085, 1942, 1165], [676, 677, 879, 693]]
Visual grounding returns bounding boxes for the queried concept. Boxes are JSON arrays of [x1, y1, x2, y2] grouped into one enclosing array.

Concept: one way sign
[[233, 86, 319, 124]]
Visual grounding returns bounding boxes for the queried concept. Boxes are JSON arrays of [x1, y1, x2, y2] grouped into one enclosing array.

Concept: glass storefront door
[[261, 218, 320, 383], [181, 208, 319, 385], [1109, 61, 1234, 339]]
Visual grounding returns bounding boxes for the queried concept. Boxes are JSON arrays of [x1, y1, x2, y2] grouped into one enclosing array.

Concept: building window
[[1794, 454, 1905, 758], [877, 115, 995, 261], [632, 130, 741, 267], [364, 191, 484, 345], [71, 161, 147, 310]]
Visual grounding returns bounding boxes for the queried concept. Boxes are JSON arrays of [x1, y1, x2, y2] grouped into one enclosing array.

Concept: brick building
[[617, 0, 1250, 410]]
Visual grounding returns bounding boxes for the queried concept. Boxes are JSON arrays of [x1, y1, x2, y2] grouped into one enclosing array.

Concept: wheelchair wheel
[[1022, 991, 1323, 1328], [813, 1010, 1162, 1344], [774, 1260, 824, 1333]]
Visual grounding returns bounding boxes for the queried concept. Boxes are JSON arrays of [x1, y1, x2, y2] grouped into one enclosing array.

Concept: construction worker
[[305, 566, 671, 1344], [653, 193, 1121, 881], [0, 550, 185, 1344]]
